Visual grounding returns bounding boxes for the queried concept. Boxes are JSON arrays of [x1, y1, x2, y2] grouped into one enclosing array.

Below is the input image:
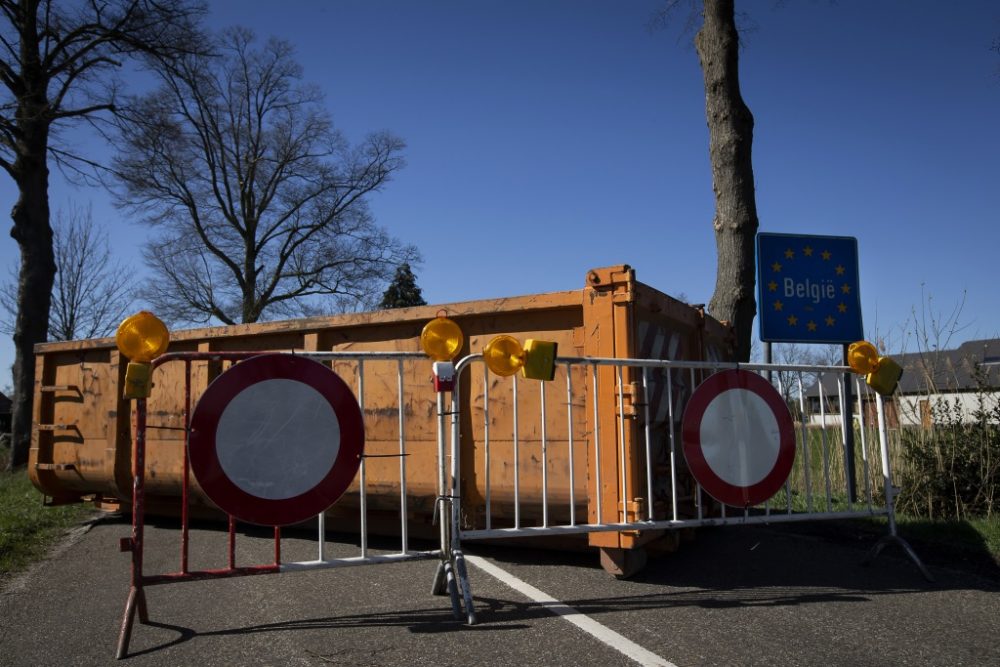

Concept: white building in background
[[804, 339, 1000, 428]]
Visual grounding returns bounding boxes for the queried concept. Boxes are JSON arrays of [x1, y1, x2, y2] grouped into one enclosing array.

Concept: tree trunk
[[8, 141, 54, 470], [696, 0, 759, 362]]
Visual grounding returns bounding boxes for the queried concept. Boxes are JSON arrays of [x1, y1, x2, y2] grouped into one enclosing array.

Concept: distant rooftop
[[806, 338, 1000, 397]]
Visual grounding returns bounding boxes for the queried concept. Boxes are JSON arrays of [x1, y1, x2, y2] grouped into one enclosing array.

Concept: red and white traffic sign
[[681, 369, 795, 508], [188, 354, 364, 526]]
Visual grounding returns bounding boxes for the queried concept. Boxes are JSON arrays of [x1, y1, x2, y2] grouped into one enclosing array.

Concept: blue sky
[[2, 0, 999, 384]]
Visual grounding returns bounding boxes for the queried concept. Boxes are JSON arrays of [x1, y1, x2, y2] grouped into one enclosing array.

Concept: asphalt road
[[2, 515, 998, 666]]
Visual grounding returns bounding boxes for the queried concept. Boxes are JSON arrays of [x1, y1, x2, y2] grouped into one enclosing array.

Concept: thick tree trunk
[[8, 149, 54, 470], [696, 0, 759, 362]]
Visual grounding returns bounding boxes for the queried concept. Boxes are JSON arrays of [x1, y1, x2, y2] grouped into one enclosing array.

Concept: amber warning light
[[848, 340, 902, 396], [116, 311, 170, 399], [483, 335, 557, 381], [421, 315, 464, 392]]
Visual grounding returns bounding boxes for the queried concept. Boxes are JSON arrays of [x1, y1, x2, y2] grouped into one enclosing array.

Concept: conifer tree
[[379, 263, 427, 309]]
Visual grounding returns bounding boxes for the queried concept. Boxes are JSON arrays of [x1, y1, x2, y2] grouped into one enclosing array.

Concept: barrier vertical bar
[[433, 388, 454, 605], [182, 359, 191, 574], [483, 367, 491, 530], [766, 372, 782, 516], [616, 366, 627, 522], [358, 360, 367, 558], [692, 367, 703, 521], [818, 377, 833, 511], [591, 363, 603, 523], [397, 359, 408, 554], [641, 367, 654, 521], [436, 389, 447, 510], [512, 374, 520, 529], [837, 374, 853, 511], [666, 368, 678, 522], [856, 378, 874, 510], [565, 364, 576, 526], [540, 379, 549, 528], [797, 373, 814, 512]]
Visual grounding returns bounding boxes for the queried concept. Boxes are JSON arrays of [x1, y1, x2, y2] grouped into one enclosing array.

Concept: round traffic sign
[[681, 369, 795, 508], [188, 354, 364, 526]]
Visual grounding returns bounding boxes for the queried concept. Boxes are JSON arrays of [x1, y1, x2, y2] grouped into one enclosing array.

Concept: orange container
[[29, 265, 732, 552]]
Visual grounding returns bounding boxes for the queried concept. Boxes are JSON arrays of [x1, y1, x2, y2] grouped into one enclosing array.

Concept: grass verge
[[1, 450, 94, 582]]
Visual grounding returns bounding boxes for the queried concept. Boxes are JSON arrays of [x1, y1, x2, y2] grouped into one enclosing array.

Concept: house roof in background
[[0, 391, 11, 413], [805, 339, 1000, 398]]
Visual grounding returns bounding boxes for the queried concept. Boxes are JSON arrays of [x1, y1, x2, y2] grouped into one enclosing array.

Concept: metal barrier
[[441, 355, 930, 611], [115, 350, 472, 659], [116, 350, 928, 657]]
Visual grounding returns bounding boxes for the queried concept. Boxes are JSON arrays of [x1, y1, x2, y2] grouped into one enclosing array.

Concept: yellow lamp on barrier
[[421, 316, 464, 362], [116, 311, 170, 399], [848, 340, 880, 375], [483, 335, 558, 380], [847, 340, 902, 396], [483, 335, 524, 377], [116, 311, 170, 363]]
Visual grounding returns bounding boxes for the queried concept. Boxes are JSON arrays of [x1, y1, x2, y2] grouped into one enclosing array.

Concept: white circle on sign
[[700, 388, 780, 487], [215, 378, 341, 500]]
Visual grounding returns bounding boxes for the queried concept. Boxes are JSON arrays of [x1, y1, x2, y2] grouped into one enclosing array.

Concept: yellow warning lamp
[[483, 335, 524, 377], [483, 335, 558, 381], [847, 341, 880, 375], [848, 340, 903, 396], [116, 311, 170, 399], [420, 316, 464, 362]]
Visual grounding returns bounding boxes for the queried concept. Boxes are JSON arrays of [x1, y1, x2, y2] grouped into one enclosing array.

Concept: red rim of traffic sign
[[682, 369, 795, 508], [188, 354, 364, 526]]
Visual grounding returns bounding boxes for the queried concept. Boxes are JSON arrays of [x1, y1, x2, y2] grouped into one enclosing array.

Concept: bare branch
[[114, 29, 415, 325]]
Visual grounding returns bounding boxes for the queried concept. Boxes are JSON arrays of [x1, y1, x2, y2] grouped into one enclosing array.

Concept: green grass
[[765, 490, 1000, 566], [1, 449, 94, 581], [893, 514, 1000, 563]]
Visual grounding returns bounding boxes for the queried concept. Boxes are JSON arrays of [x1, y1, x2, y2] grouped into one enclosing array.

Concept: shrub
[[895, 368, 999, 520]]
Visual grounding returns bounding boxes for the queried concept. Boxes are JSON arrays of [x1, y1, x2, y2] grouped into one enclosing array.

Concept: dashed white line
[[465, 555, 676, 667]]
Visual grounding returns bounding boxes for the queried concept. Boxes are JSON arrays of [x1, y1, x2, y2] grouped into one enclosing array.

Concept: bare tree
[[697, 0, 759, 361], [114, 28, 417, 326], [653, 0, 759, 361], [769, 342, 841, 406], [0, 0, 207, 471], [1, 205, 134, 340]]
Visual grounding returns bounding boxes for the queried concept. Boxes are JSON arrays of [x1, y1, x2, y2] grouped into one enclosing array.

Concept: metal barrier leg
[[453, 551, 477, 625], [433, 495, 464, 619], [444, 559, 463, 619], [863, 535, 934, 582], [431, 560, 447, 596], [116, 585, 147, 659], [117, 397, 151, 659], [866, 395, 934, 582]]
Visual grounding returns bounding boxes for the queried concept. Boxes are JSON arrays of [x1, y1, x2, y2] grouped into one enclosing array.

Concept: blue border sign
[[757, 233, 863, 344]]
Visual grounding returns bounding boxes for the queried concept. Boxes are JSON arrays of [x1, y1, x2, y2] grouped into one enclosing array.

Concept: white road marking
[[465, 555, 677, 667]]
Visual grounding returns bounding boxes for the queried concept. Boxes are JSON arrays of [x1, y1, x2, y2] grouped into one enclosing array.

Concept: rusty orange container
[[29, 265, 732, 554]]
